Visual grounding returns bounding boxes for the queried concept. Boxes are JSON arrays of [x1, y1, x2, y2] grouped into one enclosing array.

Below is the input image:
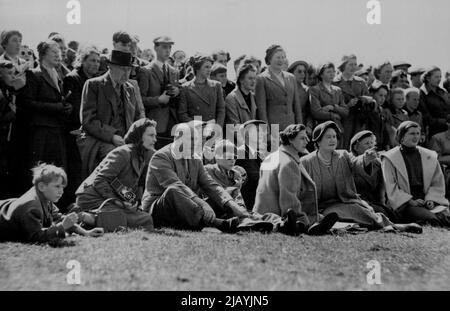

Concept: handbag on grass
[[95, 198, 127, 233]]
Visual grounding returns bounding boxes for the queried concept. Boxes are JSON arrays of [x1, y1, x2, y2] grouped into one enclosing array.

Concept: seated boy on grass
[[0, 163, 103, 243]]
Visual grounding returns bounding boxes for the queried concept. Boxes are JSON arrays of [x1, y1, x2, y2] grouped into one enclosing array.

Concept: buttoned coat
[[224, 87, 256, 144], [255, 70, 302, 130], [178, 78, 226, 128], [381, 146, 449, 210], [136, 61, 179, 133], [253, 145, 319, 223]]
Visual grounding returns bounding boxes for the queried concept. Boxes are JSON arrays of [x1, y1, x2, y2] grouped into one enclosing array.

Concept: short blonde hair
[[32, 163, 67, 186]]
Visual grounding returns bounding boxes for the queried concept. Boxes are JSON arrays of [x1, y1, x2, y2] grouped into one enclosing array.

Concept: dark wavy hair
[[280, 124, 306, 146]]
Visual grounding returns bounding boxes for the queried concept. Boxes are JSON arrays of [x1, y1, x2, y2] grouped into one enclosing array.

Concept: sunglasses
[[20, 51, 33, 56]]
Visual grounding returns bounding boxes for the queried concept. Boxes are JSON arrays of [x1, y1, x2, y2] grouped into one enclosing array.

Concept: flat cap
[[153, 36, 174, 45], [393, 61, 411, 70]]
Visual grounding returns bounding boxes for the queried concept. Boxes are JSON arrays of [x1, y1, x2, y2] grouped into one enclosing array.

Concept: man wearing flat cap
[[78, 50, 145, 179], [390, 70, 410, 89], [408, 67, 425, 89], [137, 36, 180, 150], [333, 54, 370, 149], [393, 61, 411, 73]]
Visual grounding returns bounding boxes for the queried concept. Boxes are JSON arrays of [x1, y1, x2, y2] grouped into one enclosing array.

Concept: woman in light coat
[[301, 121, 422, 232], [254, 124, 339, 235], [381, 121, 450, 227]]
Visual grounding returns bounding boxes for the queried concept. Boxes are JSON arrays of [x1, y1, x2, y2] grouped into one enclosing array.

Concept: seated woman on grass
[[0, 163, 103, 243], [382, 121, 450, 227], [74, 118, 156, 233], [300, 121, 422, 233]]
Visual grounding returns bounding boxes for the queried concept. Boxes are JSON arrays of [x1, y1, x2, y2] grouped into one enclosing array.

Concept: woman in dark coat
[[419, 66, 450, 139], [309, 63, 348, 148], [178, 54, 226, 128], [301, 121, 422, 232], [63, 46, 100, 206], [75, 118, 156, 232], [21, 40, 72, 175], [288, 61, 313, 134]]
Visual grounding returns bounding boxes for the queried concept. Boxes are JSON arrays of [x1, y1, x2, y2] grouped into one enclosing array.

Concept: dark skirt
[[320, 201, 392, 229], [29, 125, 67, 171]]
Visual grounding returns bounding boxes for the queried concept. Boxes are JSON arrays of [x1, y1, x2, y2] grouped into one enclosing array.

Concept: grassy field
[[0, 226, 449, 291]]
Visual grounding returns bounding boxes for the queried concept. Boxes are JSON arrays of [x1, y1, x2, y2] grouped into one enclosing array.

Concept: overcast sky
[[1, 0, 449, 75]]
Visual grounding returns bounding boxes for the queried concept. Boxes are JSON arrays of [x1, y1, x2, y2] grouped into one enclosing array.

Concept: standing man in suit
[[137, 36, 180, 150], [78, 50, 145, 179], [255, 44, 302, 131]]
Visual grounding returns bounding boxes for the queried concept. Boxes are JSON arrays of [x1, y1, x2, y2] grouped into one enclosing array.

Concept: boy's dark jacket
[[0, 187, 66, 243]]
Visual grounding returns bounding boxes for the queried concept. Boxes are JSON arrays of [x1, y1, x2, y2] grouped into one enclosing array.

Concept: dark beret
[[312, 121, 341, 143]]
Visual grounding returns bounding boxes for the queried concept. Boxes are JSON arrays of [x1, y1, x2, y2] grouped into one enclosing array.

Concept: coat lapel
[[267, 70, 287, 93], [149, 62, 164, 86], [191, 78, 212, 106], [418, 147, 437, 190], [235, 88, 251, 112], [41, 66, 62, 94], [385, 147, 410, 187], [104, 73, 118, 115]]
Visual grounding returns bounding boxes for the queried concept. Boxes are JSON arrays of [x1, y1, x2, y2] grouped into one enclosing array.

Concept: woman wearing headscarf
[[381, 121, 450, 227], [418, 66, 450, 139], [74, 118, 157, 232], [254, 124, 338, 235], [178, 53, 226, 128], [301, 121, 422, 232], [255, 44, 302, 131], [309, 63, 348, 148], [288, 60, 313, 136]]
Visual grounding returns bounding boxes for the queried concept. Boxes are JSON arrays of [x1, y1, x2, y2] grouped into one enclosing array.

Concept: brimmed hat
[[393, 61, 411, 70], [408, 66, 425, 76], [355, 66, 371, 77], [287, 60, 309, 74], [312, 121, 341, 143], [350, 130, 374, 153], [108, 50, 136, 67]]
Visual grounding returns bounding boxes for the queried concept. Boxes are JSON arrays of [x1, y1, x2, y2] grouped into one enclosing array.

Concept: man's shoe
[[393, 223, 423, 234], [308, 212, 339, 235], [286, 209, 299, 236], [219, 217, 240, 233]]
